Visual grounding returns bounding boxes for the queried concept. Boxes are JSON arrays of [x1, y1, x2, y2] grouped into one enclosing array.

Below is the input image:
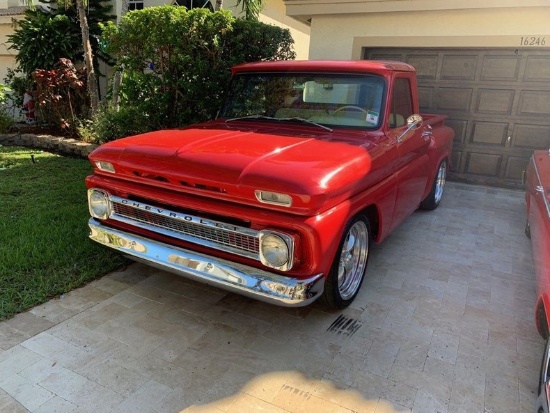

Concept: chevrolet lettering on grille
[[119, 199, 244, 233]]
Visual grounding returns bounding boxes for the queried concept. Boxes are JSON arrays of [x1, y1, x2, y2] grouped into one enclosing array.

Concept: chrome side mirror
[[397, 114, 424, 142], [407, 114, 423, 129]]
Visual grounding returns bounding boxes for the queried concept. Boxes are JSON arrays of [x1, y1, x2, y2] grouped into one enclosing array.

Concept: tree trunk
[[214, 0, 223, 11], [76, 0, 99, 116], [112, 0, 129, 110]]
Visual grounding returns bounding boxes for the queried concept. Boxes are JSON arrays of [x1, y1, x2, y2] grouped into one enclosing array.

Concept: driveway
[[0, 182, 541, 413]]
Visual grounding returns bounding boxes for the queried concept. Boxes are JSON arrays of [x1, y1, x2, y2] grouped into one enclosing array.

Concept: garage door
[[365, 48, 550, 188]]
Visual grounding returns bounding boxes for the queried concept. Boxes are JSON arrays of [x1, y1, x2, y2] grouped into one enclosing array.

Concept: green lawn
[[0, 146, 128, 320]]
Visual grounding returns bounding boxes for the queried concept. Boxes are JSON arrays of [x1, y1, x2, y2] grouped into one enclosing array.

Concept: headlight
[[88, 189, 111, 220], [259, 231, 294, 271]]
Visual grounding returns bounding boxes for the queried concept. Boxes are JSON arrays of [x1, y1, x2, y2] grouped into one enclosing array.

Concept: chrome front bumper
[[88, 218, 324, 307]]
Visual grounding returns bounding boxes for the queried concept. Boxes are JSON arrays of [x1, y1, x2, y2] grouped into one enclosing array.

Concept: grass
[[0, 145, 129, 320]]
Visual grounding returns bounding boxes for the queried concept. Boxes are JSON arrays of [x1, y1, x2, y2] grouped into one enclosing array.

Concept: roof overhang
[[284, 0, 550, 25]]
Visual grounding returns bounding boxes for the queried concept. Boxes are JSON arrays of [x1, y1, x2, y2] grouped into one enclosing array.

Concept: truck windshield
[[219, 73, 386, 129]]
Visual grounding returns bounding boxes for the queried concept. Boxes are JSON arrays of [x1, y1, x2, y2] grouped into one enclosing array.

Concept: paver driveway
[[0, 182, 542, 413]]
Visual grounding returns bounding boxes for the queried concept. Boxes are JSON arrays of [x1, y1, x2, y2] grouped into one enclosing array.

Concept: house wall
[[303, 7, 550, 59], [222, 0, 310, 59], [0, 16, 19, 83]]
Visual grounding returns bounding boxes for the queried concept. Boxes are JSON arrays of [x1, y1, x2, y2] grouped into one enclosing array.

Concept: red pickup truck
[[525, 150, 550, 413], [86, 60, 454, 308]]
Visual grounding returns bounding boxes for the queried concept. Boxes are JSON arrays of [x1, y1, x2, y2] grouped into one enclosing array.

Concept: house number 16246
[[520, 36, 546, 46]]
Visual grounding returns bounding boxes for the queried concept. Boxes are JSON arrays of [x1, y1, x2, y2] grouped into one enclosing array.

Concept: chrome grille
[[109, 196, 260, 260]]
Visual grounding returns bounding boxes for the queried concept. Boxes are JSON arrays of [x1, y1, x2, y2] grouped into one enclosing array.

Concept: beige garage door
[[365, 48, 550, 188]]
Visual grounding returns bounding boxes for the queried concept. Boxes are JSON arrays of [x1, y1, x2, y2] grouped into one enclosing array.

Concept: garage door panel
[[407, 55, 438, 79], [417, 86, 434, 110], [481, 56, 520, 81], [513, 124, 550, 149], [446, 119, 468, 144], [368, 52, 403, 62], [366, 47, 550, 188], [441, 55, 477, 80], [518, 90, 550, 117], [505, 156, 530, 181], [476, 89, 515, 114], [524, 56, 550, 81], [437, 88, 473, 112], [450, 150, 462, 173], [465, 152, 502, 177], [470, 121, 508, 146]]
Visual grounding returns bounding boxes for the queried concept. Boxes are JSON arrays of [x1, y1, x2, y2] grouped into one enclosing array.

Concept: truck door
[[386, 75, 431, 231]]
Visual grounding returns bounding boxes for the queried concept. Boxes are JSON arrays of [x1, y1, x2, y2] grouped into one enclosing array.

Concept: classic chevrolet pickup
[[86, 60, 454, 308], [525, 150, 550, 413]]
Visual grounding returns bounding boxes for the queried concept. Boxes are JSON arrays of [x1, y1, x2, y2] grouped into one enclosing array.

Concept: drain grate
[[327, 314, 362, 337]]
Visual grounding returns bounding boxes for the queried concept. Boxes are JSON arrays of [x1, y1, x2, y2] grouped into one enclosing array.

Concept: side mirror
[[406, 114, 423, 129], [397, 114, 424, 143]]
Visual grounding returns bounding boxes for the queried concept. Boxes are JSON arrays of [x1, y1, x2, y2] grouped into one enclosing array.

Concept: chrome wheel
[[337, 220, 369, 301], [420, 159, 447, 211], [434, 160, 447, 204]]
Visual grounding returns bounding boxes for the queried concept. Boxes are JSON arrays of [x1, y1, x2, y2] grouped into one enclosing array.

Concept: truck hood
[[89, 124, 373, 214]]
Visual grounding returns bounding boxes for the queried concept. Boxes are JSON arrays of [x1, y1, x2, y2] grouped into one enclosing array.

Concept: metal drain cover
[[327, 314, 362, 336]]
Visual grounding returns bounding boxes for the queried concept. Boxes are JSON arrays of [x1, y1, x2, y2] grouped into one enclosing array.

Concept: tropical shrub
[[7, 0, 115, 129], [99, 6, 295, 141], [32, 58, 87, 135], [0, 84, 14, 133], [8, 1, 115, 76], [80, 104, 150, 144], [8, 11, 80, 76]]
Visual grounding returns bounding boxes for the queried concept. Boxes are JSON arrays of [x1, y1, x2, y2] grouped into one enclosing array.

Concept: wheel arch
[[360, 204, 380, 241]]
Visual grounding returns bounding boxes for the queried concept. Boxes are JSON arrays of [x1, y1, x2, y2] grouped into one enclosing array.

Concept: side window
[[389, 77, 413, 128]]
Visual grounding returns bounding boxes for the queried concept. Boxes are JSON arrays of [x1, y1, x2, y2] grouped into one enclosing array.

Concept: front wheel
[[322, 215, 370, 309], [420, 159, 447, 210]]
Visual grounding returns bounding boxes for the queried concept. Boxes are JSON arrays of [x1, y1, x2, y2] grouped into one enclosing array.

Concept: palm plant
[[215, 0, 265, 20], [23, 0, 100, 115]]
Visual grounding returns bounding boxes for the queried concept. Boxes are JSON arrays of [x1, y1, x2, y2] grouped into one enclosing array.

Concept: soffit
[[284, 0, 550, 23]]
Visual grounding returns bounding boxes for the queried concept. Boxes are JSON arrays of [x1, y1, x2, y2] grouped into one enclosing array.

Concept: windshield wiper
[[278, 117, 333, 132], [225, 115, 277, 122], [225, 115, 333, 132]]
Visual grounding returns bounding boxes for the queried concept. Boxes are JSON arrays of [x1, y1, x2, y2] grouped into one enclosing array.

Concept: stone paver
[[0, 182, 541, 412]]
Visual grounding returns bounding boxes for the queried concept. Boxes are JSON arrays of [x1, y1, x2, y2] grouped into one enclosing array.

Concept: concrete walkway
[[0, 182, 541, 412]]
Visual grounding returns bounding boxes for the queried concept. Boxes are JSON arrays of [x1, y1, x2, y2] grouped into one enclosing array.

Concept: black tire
[[420, 159, 447, 211], [526, 219, 531, 239], [322, 215, 370, 309]]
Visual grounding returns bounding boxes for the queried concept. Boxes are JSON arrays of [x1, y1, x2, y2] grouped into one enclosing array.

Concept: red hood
[[89, 124, 373, 214]]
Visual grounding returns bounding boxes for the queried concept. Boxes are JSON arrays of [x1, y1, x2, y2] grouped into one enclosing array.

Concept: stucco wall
[[215, 0, 310, 59], [305, 7, 550, 59], [0, 17, 18, 83], [259, 1, 309, 59]]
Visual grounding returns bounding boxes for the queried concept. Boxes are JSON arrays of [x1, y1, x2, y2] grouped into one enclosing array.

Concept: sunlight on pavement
[[182, 371, 403, 413]]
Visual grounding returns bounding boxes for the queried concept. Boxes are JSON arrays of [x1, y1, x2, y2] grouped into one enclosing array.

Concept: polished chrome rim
[[337, 220, 369, 300], [434, 160, 447, 204]]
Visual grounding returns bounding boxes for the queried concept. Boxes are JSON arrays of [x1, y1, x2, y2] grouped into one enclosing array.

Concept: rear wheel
[[420, 159, 447, 210], [322, 215, 370, 309]]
